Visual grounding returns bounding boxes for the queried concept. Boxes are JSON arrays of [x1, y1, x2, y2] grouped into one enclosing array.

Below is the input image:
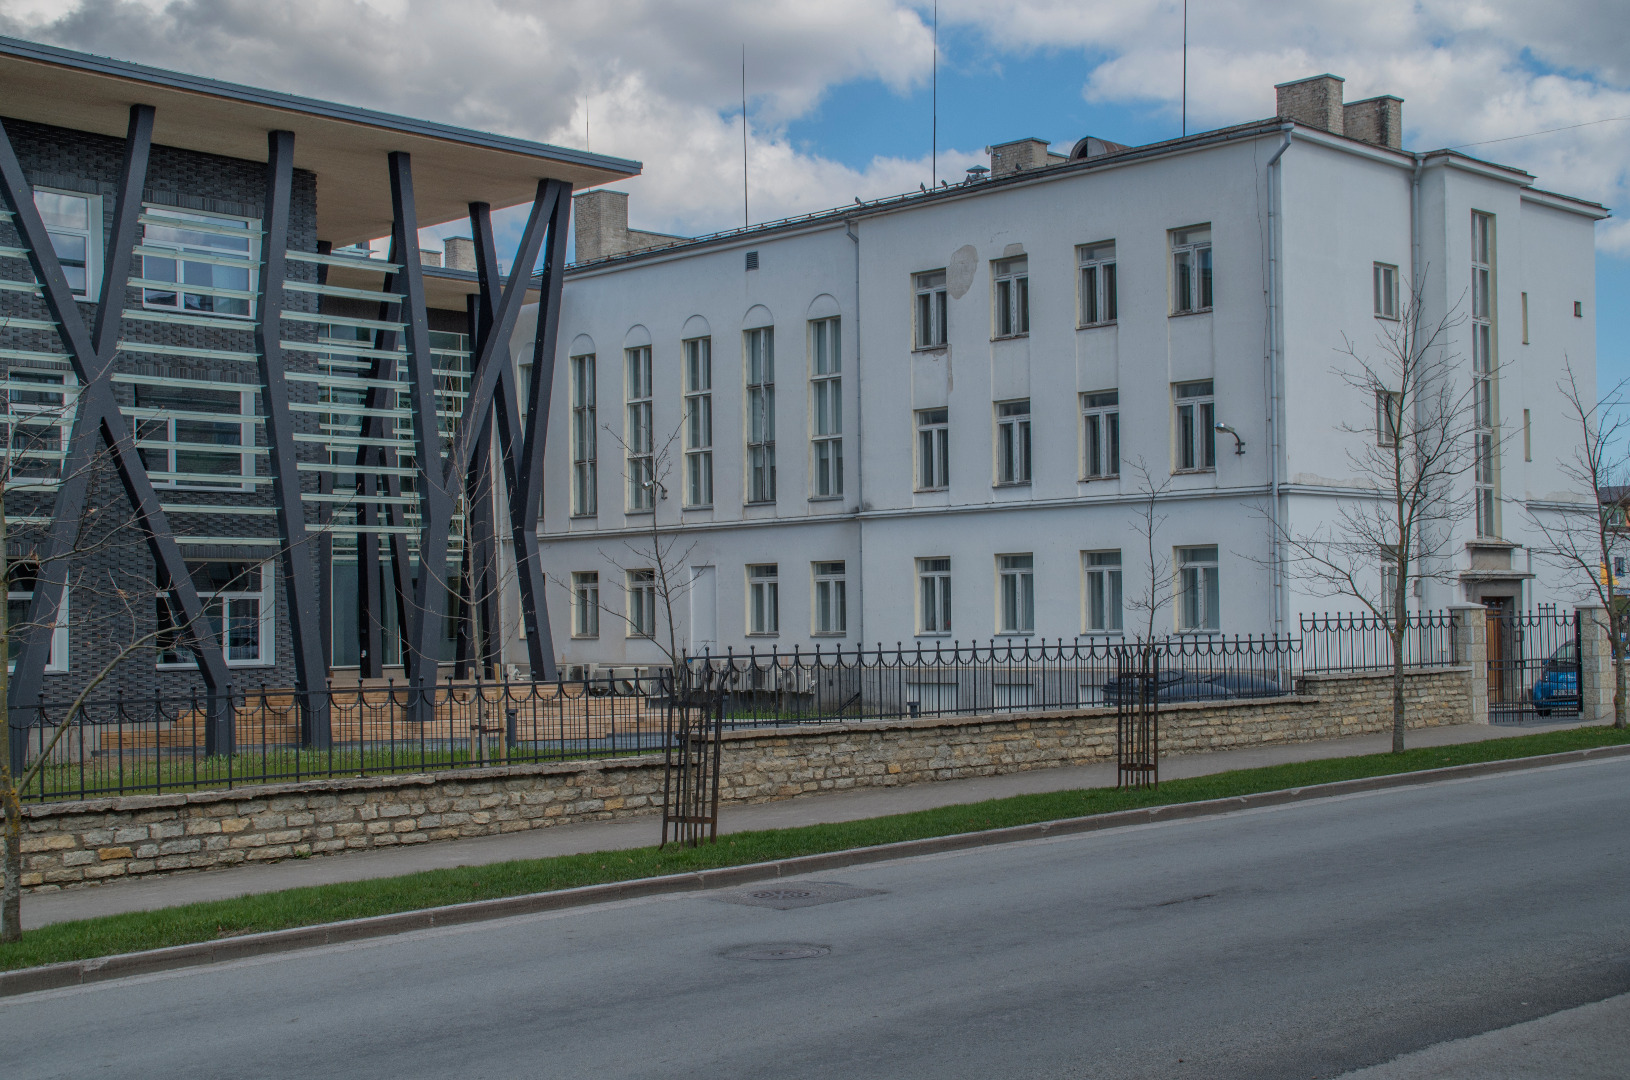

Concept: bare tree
[[1269, 280, 1478, 752], [1124, 457, 1176, 643], [1521, 362, 1629, 729]]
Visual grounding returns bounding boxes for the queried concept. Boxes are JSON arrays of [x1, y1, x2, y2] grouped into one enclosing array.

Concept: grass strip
[[5, 723, 1627, 972]]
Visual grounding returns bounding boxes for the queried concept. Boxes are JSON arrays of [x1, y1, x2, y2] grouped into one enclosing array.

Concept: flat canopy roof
[[0, 36, 640, 246]]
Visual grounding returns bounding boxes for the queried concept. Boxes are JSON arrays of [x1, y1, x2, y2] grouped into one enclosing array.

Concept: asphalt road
[[7, 757, 1630, 1079]]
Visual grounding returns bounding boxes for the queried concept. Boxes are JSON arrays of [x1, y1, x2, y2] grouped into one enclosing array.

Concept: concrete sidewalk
[[20, 716, 1601, 930]]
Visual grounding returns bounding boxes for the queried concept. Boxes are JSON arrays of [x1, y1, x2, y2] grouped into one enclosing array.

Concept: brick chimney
[[1342, 95, 1404, 150], [987, 138, 1067, 178], [442, 236, 476, 271], [573, 188, 630, 263], [1275, 74, 1345, 135]]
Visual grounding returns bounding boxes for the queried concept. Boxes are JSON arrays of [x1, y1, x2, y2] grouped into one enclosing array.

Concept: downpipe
[[1264, 126, 1292, 637]]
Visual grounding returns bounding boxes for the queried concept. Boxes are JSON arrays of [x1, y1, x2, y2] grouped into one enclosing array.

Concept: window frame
[[572, 571, 600, 638], [138, 203, 259, 320], [1082, 390, 1120, 480], [1173, 380, 1216, 473], [1471, 210, 1499, 538], [1376, 389, 1402, 448], [624, 345, 654, 512], [915, 407, 950, 491], [809, 317, 843, 500], [1082, 550, 1123, 634], [812, 560, 847, 636], [997, 553, 1035, 636], [683, 337, 713, 508], [1175, 545, 1220, 633], [133, 381, 256, 491], [1373, 262, 1400, 320], [995, 399, 1033, 486], [1077, 241, 1117, 327], [992, 256, 1030, 339], [33, 187, 103, 302], [917, 556, 953, 636], [914, 270, 949, 350], [747, 563, 780, 635], [745, 326, 777, 504], [7, 561, 68, 674], [626, 569, 656, 638], [2, 369, 76, 485], [570, 354, 598, 517], [156, 560, 275, 668], [1170, 224, 1213, 315]]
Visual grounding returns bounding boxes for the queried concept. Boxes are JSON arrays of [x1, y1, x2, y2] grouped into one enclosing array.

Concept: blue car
[[1531, 642, 1579, 716]]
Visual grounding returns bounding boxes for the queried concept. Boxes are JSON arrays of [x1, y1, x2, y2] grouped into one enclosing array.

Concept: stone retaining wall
[[5, 667, 1471, 892]]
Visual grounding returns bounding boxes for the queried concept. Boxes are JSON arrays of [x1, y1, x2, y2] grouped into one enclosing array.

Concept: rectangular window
[[1524, 408, 1532, 462], [748, 563, 779, 634], [810, 317, 843, 498], [1176, 545, 1221, 632], [1521, 292, 1529, 344], [1374, 262, 1399, 319], [34, 189, 101, 301], [157, 560, 271, 666], [133, 382, 253, 490], [746, 327, 776, 503], [915, 270, 948, 349], [3, 370, 73, 481], [139, 205, 257, 318], [1171, 225, 1213, 314], [998, 554, 1035, 635], [1376, 390, 1402, 448], [993, 256, 1030, 338], [1083, 551, 1123, 633], [1078, 241, 1117, 326], [1082, 390, 1120, 479], [1472, 211, 1498, 537], [570, 354, 597, 516], [625, 346, 653, 511], [683, 337, 713, 506], [572, 571, 599, 638], [1174, 380, 1216, 472], [916, 407, 949, 490], [995, 399, 1032, 485], [7, 562, 67, 672], [812, 560, 846, 635], [918, 557, 952, 634], [626, 570, 656, 638]]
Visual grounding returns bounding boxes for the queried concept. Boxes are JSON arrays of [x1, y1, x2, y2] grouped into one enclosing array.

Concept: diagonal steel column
[[1, 106, 232, 767], [253, 129, 329, 747]]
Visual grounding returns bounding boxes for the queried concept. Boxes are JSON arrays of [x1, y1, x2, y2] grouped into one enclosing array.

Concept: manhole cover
[[715, 881, 885, 910], [722, 944, 831, 961]]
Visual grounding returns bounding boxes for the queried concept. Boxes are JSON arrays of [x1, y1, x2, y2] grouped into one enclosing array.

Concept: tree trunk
[[1615, 630, 1627, 730], [1391, 628, 1407, 753], [2, 781, 21, 942]]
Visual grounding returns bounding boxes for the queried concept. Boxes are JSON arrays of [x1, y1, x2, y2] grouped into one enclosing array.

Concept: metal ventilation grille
[[745, 250, 759, 270]]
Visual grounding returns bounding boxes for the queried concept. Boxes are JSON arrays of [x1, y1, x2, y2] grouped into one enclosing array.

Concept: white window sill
[[156, 659, 275, 670], [1076, 321, 1117, 330], [1169, 308, 1213, 318], [809, 495, 844, 503], [912, 345, 949, 355], [990, 333, 1030, 343], [994, 481, 1032, 489], [1171, 468, 1216, 476], [997, 632, 1033, 638], [1080, 474, 1121, 482], [812, 631, 846, 638], [914, 487, 949, 494], [682, 504, 714, 511], [1080, 630, 1124, 637], [1374, 313, 1400, 322], [914, 632, 953, 639], [569, 513, 598, 521], [570, 635, 599, 641], [746, 633, 780, 639]]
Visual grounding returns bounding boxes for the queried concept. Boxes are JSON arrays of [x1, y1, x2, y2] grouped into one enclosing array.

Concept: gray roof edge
[[0, 35, 640, 178]]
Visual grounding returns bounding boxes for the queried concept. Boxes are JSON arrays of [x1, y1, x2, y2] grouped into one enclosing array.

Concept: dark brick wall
[[0, 116, 319, 702]]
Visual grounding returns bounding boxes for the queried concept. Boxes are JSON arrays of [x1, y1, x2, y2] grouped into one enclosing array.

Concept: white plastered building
[[511, 74, 1607, 672]]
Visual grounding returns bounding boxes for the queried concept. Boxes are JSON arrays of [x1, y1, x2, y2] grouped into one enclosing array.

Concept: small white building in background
[[512, 73, 1607, 672]]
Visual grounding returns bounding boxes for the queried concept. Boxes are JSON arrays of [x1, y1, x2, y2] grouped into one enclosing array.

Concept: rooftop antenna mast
[[1182, 0, 1188, 137], [742, 44, 749, 229], [932, 0, 938, 188]]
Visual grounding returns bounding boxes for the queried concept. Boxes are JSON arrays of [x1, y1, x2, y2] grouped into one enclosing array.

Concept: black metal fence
[[1487, 609, 1580, 723], [1299, 611, 1458, 673]]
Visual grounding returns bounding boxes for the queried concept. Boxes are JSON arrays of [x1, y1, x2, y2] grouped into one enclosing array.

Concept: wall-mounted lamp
[[642, 478, 669, 500], [1214, 422, 1246, 455]]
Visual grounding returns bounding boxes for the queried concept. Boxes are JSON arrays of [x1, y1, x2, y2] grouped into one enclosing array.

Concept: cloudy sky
[[4, 0, 1628, 385]]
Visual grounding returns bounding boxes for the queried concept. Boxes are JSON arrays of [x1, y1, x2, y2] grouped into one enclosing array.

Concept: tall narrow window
[[1176, 545, 1220, 632], [1472, 211, 1498, 537], [1376, 390, 1402, 448], [572, 571, 600, 638], [1171, 224, 1213, 314], [998, 554, 1035, 635], [1174, 380, 1216, 472], [570, 354, 597, 516], [746, 327, 776, 503], [133, 383, 253, 490], [813, 561, 846, 635], [915, 270, 948, 348], [625, 346, 653, 511], [1082, 390, 1120, 479], [683, 337, 713, 506], [1523, 408, 1532, 462], [1373, 262, 1399, 319], [916, 408, 949, 490], [4, 370, 74, 481], [626, 570, 656, 638], [748, 563, 779, 634], [1380, 546, 1401, 620], [34, 189, 101, 301], [995, 399, 1032, 485], [1083, 551, 1123, 633], [7, 562, 67, 672], [139, 205, 257, 318], [1521, 292, 1529, 344], [993, 256, 1030, 337], [810, 317, 843, 498], [157, 561, 271, 665], [1078, 241, 1117, 326], [918, 557, 952, 634]]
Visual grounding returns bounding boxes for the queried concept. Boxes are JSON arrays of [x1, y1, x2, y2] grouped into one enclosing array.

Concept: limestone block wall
[[5, 667, 1471, 893]]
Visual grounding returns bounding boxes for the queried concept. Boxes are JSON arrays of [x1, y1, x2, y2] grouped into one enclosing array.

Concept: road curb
[[5, 740, 1627, 997]]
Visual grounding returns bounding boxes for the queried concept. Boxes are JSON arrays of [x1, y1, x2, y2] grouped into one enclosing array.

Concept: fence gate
[[1116, 647, 1160, 788], [661, 674, 724, 848], [1486, 609, 1580, 723]]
